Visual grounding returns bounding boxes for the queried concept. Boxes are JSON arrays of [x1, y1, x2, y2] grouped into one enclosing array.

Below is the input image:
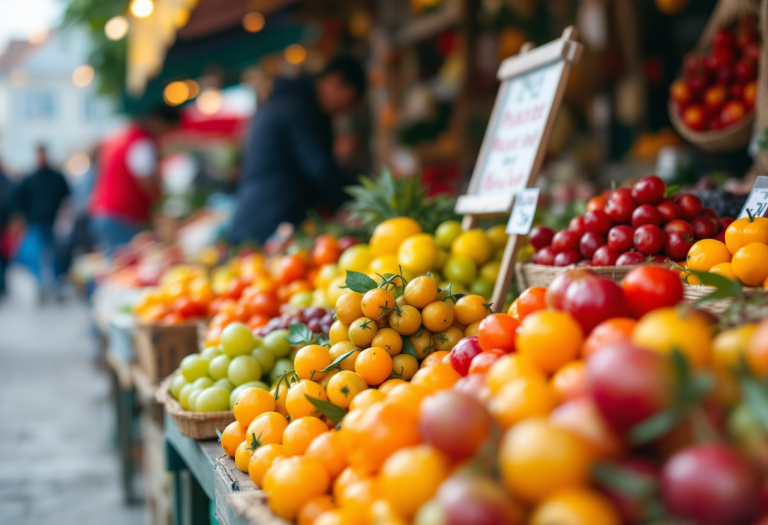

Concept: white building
[[0, 27, 124, 176]]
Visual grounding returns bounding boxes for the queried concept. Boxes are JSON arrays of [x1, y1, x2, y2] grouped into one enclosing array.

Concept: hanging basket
[[668, 0, 761, 152]]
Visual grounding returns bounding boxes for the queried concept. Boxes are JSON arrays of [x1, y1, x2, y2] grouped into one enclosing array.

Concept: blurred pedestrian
[[15, 146, 70, 301], [0, 159, 13, 296], [229, 55, 367, 245], [88, 106, 181, 253]]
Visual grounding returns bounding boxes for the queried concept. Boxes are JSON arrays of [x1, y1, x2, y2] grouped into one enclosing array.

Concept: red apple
[[448, 336, 483, 377], [546, 268, 597, 309]]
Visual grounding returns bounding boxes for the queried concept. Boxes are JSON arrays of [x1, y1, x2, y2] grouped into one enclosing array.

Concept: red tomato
[[468, 349, 506, 375], [175, 297, 207, 318], [251, 291, 280, 317], [273, 254, 307, 285], [621, 266, 684, 319], [477, 314, 520, 352]]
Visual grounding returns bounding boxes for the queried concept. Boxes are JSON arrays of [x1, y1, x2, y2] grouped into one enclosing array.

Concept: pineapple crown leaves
[[344, 166, 460, 234]]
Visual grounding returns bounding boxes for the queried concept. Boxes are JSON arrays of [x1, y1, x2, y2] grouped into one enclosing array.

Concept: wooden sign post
[[456, 26, 583, 312]]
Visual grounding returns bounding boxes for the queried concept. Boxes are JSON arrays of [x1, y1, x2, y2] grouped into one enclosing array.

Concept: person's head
[[36, 145, 48, 168], [140, 105, 182, 137], [315, 55, 367, 115]]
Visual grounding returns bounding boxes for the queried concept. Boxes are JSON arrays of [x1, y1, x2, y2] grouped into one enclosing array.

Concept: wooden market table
[[164, 413, 258, 525]]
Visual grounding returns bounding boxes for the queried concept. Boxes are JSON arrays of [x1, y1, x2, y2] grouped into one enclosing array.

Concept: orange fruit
[[372, 328, 403, 356], [500, 419, 594, 503], [333, 466, 368, 501], [329, 320, 350, 345], [631, 307, 711, 368], [453, 294, 490, 325], [712, 324, 758, 371], [410, 363, 461, 392], [432, 326, 464, 352], [314, 508, 366, 525], [246, 412, 289, 447], [355, 347, 393, 386], [349, 317, 378, 347], [339, 478, 380, 513], [388, 305, 422, 336], [582, 318, 636, 359], [391, 354, 418, 380], [233, 387, 276, 427], [421, 301, 455, 333], [221, 421, 248, 457], [297, 495, 336, 525], [370, 217, 422, 257], [403, 276, 439, 308], [305, 430, 349, 478], [335, 292, 364, 325], [362, 288, 395, 320], [378, 378, 405, 394], [486, 353, 545, 394], [283, 416, 329, 456], [294, 344, 333, 380], [516, 310, 583, 373], [516, 286, 548, 319], [379, 445, 449, 518], [747, 318, 768, 377], [732, 242, 768, 286], [384, 383, 431, 419], [686, 239, 731, 272], [327, 371, 368, 408], [421, 350, 450, 368], [349, 388, 386, 411], [489, 376, 557, 428], [348, 402, 421, 474], [235, 440, 254, 472], [551, 361, 589, 402], [725, 215, 768, 255], [329, 341, 360, 372], [263, 456, 331, 519], [531, 488, 621, 525], [286, 380, 328, 419], [248, 443, 286, 487]]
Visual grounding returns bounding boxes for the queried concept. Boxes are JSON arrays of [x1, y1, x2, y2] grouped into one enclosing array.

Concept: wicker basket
[[515, 261, 637, 289], [135, 320, 202, 384], [157, 373, 235, 440], [668, 0, 761, 152], [683, 284, 768, 322]]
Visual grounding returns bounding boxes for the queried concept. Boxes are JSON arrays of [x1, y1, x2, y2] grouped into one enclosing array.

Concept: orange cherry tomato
[[587, 195, 608, 212], [468, 349, 506, 374], [582, 317, 636, 359], [477, 313, 520, 352], [515, 287, 548, 319]]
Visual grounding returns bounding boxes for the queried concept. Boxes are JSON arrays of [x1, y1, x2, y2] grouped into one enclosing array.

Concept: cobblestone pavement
[[0, 269, 147, 525]]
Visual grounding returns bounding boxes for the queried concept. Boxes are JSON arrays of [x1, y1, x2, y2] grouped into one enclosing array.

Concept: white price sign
[[506, 188, 540, 235], [738, 176, 768, 219], [475, 62, 564, 196]]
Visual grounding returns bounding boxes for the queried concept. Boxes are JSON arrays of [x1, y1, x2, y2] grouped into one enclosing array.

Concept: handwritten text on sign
[[738, 176, 768, 219], [506, 188, 540, 235], [476, 61, 564, 196]]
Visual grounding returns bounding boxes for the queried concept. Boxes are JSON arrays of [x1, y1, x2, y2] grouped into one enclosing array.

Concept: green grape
[[195, 387, 230, 412], [180, 355, 210, 382], [187, 388, 204, 412], [263, 329, 291, 358], [220, 322, 257, 357], [228, 355, 262, 386], [213, 378, 234, 392], [208, 354, 232, 381], [269, 358, 294, 385], [200, 346, 223, 360], [179, 384, 195, 409], [170, 375, 188, 399], [251, 346, 275, 374], [192, 377, 213, 390]]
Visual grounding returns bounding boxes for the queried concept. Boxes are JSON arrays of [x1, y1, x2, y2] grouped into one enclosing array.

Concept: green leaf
[[320, 349, 358, 373], [739, 362, 768, 434], [685, 270, 744, 303], [315, 333, 331, 347], [663, 184, 681, 198], [305, 395, 348, 424], [215, 428, 223, 442], [402, 336, 418, 358], [629, 406, 686, 446], [591, 462, 657, 499], [285, 324, 314, 346], [342, 271, 379, 294]]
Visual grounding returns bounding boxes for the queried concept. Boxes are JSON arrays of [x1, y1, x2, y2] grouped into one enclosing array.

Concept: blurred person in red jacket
[[88, 106, 181, 253]]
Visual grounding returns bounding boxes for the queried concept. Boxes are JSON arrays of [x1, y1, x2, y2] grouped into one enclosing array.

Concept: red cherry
[[580, 232, 607, 260], [552, 230, 581, 253], [700, 208, 718, 220], [664, 219, 694, 237], [703, 84, 728, 112], [677, 194, 703, 220], [682, 105, 708, 131], [568, 216, 587, 236], [613, 188, 633, 198], [664, 231, 695, 260], [529, 225, 555, 250], [743, 42, 761, 62], [683, 54, 705, 76], [554, 250, 583, 267], [616, 252, 646, 266], [631, 204, 663, 229], [715, 67, 734, 86], [533, 246, 556, 266], [719, 217, 734, 231], [607, 225, 634, 252], [721, 100, 747, 127], [605, 193, 636, 224], [592, 246, 620, 267], [685, 74, 709, 97], [705, 48, 735, 73], [712, 29, 736, 50], [584, 210, 612, 235], [692, 216, 718, 240], [734, 59, 756, 83], [632, 175, 666, 205], [656, 201, 682, 223], [634, 224, 664, 254], [729, 83, 745, 100], [715, 231, 726, 243]]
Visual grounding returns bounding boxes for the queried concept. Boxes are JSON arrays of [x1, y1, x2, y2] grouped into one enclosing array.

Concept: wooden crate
[[134, 321, 200, 384]]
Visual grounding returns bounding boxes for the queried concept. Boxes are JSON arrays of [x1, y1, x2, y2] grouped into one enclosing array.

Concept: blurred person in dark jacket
[[229, 56, 367, 244], [15, 146, 70, 300], [0, 159, 13, 296]]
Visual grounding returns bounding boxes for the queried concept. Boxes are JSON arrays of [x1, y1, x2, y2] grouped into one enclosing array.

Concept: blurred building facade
[[0, 27, 124, 175]]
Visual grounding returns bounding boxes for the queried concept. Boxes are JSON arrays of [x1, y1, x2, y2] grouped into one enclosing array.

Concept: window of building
[[24, 90, 57, 120]]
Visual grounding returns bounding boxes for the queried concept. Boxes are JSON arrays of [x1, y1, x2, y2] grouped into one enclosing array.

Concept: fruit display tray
[[157, 373, 235, 440]]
